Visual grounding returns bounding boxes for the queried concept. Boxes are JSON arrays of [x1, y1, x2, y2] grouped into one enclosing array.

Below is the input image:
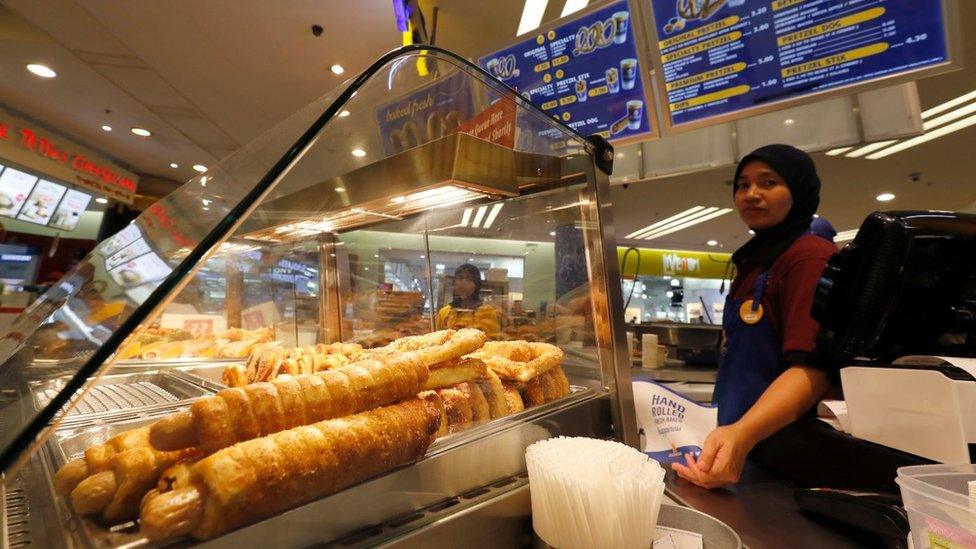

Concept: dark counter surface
[[666, 463, 889, 549]]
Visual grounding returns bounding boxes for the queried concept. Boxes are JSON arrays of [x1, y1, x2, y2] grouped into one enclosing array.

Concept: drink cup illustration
[[621, 58, 638, 90], [606, 67, 620, 94], [613, 11, 630, 44], [575, 77, 588, 102], [626, 100, 643, 130]]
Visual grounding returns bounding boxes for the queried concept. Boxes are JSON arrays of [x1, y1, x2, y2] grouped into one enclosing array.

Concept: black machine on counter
[[795, 210, 976, 548], [629, 322, 722, 366]]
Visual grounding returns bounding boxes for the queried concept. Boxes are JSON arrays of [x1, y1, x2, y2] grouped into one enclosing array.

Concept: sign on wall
[[0, 106, 138, 203]]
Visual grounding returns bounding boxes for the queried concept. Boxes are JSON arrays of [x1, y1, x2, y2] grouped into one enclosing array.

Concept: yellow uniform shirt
[[436, 304, 501, 338]]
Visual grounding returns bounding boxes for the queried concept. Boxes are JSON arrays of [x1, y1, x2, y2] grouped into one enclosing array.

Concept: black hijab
[[451, 263, 483, 309], [731, 144, 821, 268]]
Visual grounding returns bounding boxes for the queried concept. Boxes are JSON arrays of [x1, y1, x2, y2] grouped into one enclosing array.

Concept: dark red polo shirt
[[729, 233, 837, 368]]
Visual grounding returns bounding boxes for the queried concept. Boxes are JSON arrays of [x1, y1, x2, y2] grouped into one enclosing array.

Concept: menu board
[[479, 0, 654, 142], [0, 166, 39, 217], [98, 224, 142, 257], [16, 179, 67, 225], [650, 0, 951, 129], [105, 238, 152, 271], [108, 251, 172, 289], [49, 189, 92, 231]]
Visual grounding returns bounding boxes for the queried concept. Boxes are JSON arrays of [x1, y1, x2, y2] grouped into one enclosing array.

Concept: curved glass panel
[[0, 46, 594, 475]]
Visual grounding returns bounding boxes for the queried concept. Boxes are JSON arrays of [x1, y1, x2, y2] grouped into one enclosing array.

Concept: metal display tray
[[30, 370, 216, 426], [35, 386, 606, 548]]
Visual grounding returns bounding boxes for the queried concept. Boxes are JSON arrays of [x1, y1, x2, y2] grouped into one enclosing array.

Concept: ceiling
[[0, 0, 974, 253]]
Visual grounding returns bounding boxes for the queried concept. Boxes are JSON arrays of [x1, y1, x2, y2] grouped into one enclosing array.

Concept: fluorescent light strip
[[636, 207, 721, 239], [834, 229, 859, 242], [472, 205, 488, 228], [483, 203, 504, 228], [866, 111, 976, 159], [517, 0, 549, 36], [845, 140, 898, 158], [460, 208, 473, 227], [922, 100, 976, 131], [921, 89, 976, 119], [825, 146, 853, 156], [625, 206, 705, 239], [561, 0, 588, 16], [644, 208, 733, 240]]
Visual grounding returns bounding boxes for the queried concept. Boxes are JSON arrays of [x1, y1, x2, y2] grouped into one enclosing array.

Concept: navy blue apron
[[713, 271, 784, 426]]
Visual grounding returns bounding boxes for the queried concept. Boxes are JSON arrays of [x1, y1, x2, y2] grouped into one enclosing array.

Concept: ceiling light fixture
[[517, 0, 549, 36], [783, 119, 795, 126], [338, 110, 350, 117], [549, 231, 556, 236], [131, 128, 151, 137], [626, 206, 705, 239], [561, 0, 588, 16], [193, 164, 208, 173], [921, 89, 976, 119], [922, 100, 976, 131], [101, 125, 112, 132], [471, 205, 488, 228], [749, 229, 755, 235], [876, 193, 895, 202], [844, 140, 899, 158], [351, 148, 366, 157], [627, 206, 734, 240], [460, 207, 473, 227], [334, 186, 346, 192], [866, 112, 976, 159], [825, 146, 853, 156], [331, 64, 345, 75], [706, 240, 718, 246], [26, 64, 56, 78], [482, 203, 504, 228], [170, 163, 178, 168], [95, 197, 109, 204]]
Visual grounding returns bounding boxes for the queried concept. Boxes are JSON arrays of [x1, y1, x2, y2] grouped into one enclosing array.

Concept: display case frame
[[0, 45, 638, 547]]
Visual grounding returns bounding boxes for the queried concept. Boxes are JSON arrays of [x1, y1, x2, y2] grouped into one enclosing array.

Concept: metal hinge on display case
[[585, 134, 615, 176]]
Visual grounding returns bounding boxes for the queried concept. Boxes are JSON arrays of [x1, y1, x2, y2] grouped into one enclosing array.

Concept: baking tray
[[30, 370, 215, 426]]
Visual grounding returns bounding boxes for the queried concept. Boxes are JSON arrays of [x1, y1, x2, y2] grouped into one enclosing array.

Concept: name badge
[[739, 299, 763, 325]]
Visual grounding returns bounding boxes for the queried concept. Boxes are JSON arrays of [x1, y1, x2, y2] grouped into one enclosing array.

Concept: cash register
[[794, 210, 976, 548]]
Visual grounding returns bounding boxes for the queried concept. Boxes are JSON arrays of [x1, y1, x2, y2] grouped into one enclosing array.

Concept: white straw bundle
[[526, 437, 666, 549]]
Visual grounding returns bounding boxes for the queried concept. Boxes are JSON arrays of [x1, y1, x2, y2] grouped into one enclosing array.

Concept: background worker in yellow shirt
[[436, 264, 502, 338]]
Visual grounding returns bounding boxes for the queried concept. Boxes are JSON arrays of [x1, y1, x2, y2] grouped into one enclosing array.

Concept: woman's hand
[[671, 424, 756, 489]]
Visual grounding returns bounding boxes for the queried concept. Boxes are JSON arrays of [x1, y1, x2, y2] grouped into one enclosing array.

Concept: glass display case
[[0, 45, 635, 547]]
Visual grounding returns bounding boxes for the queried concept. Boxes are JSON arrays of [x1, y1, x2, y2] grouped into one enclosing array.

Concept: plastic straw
[[526, 437, 666, 549]]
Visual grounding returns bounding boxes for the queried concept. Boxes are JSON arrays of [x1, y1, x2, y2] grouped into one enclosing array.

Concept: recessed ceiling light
[[468, 258, 475, 262], [170, 163, 178, 168], [335, 186, 346, 192], [26, 64, 56, 78], [783, 119, 795, 126], [549, 231, 556, 236], [517, 0, 548, 35], [749, 229, 755, 235], [670, 279, 681, 287], [561, 0, 588, 17], [338, 110, 350, 117], [706, 240, 718, 246], [193, 164, 208, 173], [876, 192, 896, 202], [101, 125, 112, 132], [351, 148, 366, 157], [825, 146, 853, 156], [331, 64, 345, 75], [95, 197, 108, 204], [131, 128, 151, 137]]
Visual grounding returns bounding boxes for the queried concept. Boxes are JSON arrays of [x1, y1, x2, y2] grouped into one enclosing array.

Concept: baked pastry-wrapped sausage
[[140, 395, 442, 541], [150, 353, 429, 454], [54, 427, 150, 495]]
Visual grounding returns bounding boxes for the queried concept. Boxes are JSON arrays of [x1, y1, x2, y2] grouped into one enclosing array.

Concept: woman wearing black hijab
[[436, 264, 502, 337], [672, 144, 837, 489]]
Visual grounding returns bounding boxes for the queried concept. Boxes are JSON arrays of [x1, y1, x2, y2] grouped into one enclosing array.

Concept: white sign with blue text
[[633, 380, 716, 465]]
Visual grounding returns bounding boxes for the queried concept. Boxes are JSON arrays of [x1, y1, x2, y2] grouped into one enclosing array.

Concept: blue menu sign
[[479, 0, 654, 142], [649, 0, 951, 129]]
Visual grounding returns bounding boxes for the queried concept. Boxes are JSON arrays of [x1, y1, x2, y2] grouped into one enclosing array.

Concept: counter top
[[666, 464, 888, 549], [631, 365, 717, 383]]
